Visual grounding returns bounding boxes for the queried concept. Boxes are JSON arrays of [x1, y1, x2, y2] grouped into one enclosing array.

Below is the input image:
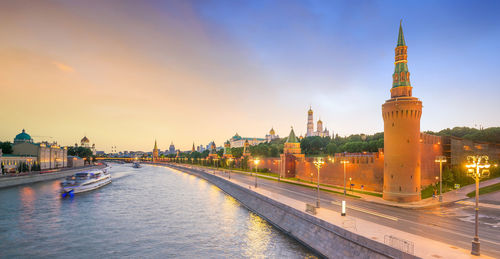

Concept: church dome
[[308, 108, 313, 115], [269, 128, 275, 135], [14, 129, 32, 143], [81, 136, 90, 143]]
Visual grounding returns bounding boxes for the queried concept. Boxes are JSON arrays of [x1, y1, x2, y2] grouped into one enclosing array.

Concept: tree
[[326, 143, 338, 155], [231, 147, 243, 158], [0, 142, 13, 154]]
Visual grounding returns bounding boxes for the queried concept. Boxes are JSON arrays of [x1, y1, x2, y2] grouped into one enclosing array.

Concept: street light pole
[[341, 159, 349, 196], [313, 158, 324, 208], [254, 158, 260, 188], [435, 156, 447, 202], [466, 155, 491, 256]]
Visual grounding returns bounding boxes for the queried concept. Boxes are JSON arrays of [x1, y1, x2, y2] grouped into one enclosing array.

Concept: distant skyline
[[1, 0, 499, 152]]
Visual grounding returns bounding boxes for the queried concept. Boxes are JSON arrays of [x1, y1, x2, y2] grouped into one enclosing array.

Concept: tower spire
[[391, 20, 412, 97], [154, 139, 157, 150], [397, 19, 406, 46]]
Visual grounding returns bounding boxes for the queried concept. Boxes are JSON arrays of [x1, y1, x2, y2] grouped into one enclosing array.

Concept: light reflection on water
[[0, 164, 316, 258]]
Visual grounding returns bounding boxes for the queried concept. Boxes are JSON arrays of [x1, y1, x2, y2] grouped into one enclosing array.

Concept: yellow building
[[12, 129, 67, 170]]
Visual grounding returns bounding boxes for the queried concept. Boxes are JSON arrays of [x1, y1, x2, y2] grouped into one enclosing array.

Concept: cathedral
[[306, 107, 330, 137]]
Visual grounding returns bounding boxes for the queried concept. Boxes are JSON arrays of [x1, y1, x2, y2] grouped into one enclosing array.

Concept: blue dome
[[14, 129, 32, 143]]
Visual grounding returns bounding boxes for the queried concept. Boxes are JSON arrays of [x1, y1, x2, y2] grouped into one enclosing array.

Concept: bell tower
[[382, 21, 422, 202]]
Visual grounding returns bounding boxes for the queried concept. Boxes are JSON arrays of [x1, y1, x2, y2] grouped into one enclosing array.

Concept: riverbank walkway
[[172, 163, 495, 259]]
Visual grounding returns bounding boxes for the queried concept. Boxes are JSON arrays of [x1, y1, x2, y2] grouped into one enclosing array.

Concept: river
[[0, 163, 316, 258]]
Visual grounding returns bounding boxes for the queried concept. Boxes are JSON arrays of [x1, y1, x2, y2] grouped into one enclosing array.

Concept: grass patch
[[252, 175, 360, 198], [466, 182, 500, 198], [282, 177, 382, 198]]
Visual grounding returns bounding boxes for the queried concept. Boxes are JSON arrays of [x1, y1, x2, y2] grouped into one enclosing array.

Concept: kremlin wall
[[245, 131, 443, 193]]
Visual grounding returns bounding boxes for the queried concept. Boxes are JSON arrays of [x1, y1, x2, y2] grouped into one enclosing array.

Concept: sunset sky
[[1, 0, 499, 152]]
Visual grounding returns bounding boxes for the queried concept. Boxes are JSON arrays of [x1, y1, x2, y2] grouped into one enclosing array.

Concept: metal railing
[[384, 235, 414, 255]]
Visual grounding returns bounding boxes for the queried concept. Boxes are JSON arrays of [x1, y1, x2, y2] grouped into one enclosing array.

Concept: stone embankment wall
[[164, 163, 417, 259], [0, 165, 105, 189]]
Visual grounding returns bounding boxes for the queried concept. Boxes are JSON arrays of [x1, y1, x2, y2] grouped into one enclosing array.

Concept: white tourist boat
[[61, 168, 111, 197], [132, 162, 141, 168]]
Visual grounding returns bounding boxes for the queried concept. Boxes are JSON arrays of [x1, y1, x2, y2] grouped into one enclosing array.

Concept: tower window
[[399, 186, 402, 192], [391, 174, 393, 179]]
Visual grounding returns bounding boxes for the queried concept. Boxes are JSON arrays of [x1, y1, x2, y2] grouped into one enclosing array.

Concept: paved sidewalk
[[174, 164, 494, 259]]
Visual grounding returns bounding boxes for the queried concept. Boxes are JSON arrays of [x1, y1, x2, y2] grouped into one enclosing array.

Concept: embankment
[[163, 163, 417, 259]]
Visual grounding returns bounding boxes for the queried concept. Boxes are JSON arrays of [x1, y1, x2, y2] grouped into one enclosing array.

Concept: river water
[[0, 164, 315, 258]]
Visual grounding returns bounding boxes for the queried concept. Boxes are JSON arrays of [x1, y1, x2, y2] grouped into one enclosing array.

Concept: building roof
[[286, 128, 299, 143], [15, 129, 32, 141], [81, 136, 90, 143]]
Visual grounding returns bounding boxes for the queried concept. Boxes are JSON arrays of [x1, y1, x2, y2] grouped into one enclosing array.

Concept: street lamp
[[227, 158, 234, 179], [214, 158, 219, 174], [253, 158, 260, 188], [466, 155, 491, 256], [349, 177, 352, 192], [313, 157, 325, 208], [435, 156, 447, 202], [340, 158, 350, 196]]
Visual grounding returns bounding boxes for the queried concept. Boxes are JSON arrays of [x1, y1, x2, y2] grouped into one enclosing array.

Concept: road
[[169, 164, 500, 258]]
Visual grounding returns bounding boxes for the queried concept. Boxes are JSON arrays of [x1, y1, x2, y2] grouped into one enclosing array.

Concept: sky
[[1, 0, 499, 152]]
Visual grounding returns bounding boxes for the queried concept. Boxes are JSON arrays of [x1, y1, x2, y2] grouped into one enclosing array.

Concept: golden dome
[[308, 108, 313, 115], [269, 128, 275, 135]]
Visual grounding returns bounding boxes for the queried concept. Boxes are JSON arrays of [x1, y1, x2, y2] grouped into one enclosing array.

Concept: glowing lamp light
[[254, 159, 260, 166], [341, 201, 346, 216]]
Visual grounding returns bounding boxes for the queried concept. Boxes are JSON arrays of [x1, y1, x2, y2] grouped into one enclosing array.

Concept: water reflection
[[0, 164, 315, 258], [244, 213, 272, 258]]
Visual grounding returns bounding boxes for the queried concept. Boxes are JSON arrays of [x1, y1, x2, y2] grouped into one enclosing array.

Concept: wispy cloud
[[52, 61, 74, 73]]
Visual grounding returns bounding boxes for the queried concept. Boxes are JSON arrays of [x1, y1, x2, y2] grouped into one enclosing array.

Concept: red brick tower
[[382, 21, 423, 202]]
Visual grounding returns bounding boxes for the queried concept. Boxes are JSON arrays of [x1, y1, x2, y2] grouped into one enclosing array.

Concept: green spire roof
[[286, 128, 299, 143], [397, 20, 406, 46]]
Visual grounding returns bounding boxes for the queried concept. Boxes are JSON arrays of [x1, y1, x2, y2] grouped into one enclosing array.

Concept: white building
[[305, 107, 331, 137], [229, 133, 266, 148]]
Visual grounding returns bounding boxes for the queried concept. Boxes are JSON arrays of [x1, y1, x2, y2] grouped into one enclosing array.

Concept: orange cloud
[[52, 61, 74, 73]]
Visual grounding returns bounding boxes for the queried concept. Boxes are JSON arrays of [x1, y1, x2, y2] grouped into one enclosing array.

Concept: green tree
[[231, 147, 243, 158], [326, 142, 338, 155], [0, 142, 13, 154]]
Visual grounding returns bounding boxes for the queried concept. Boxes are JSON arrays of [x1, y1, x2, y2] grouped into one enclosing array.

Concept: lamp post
[[340, 158, 350, 196], [313, 157, 325, 208], [349, 177, 352, 192], [435, 156, 447, 202], [253, 158, 260, 188], [227, 158, 233, 179], [466, 155, 491, 256], [214, 158, 219, 174]]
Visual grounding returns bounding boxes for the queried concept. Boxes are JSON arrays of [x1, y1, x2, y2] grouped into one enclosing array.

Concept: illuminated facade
[[382, 22, 422, 202], [12, 129, 67, 170]]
